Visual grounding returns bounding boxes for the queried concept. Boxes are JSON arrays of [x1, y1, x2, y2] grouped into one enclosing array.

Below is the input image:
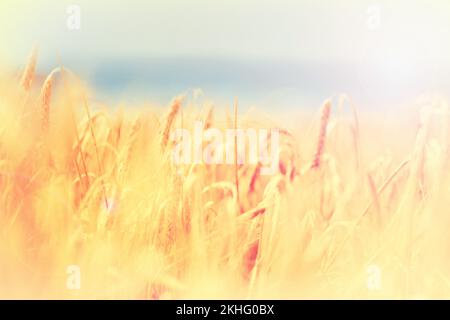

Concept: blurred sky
[[1, 0, 450, 108]]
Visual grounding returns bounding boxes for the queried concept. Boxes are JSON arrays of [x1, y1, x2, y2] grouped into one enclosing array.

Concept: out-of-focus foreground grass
[[1, 49, 450, 299]]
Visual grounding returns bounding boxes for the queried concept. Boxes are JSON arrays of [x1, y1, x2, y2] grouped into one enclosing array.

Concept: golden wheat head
[[160, 96, 183, 148], [311, 99, 331, 169], [20, 46, 38, 91]]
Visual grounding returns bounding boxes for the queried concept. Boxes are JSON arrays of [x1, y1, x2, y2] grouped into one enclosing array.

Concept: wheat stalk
[[311, 99, 331, 169], [324, 158, 410, 272], [203, 105, 214, 130], [20, 46, 38, 91], [248, 163, 261, 194], [59, 67, 91, 192], [234, 97, 241, 212], [39, 70, 55, 132], [160, 96, 182, 149], [81, 96, 109, 210]]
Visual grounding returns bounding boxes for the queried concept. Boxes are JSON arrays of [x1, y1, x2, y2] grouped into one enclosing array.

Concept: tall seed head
[[20, 46, 38, 91], [40, 72, 54, 132], [312, 99, 331, 169]]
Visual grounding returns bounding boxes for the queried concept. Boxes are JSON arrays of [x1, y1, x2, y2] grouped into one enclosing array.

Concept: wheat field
[[1, 49, 450, 299]]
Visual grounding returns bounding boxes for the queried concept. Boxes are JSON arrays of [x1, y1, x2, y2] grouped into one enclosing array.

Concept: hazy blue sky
[[1, 0, 450, 107], [2, 0, 450, 63]]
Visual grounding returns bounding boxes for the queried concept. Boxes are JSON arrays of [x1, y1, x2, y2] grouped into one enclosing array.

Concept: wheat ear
[[234, 97, 241, 212], [203, 105, 214, 130], [20, 46, 38, 91], [311, 99, 331, 169], [160, 97, 182, 149], [39, 70, 57, 132]]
